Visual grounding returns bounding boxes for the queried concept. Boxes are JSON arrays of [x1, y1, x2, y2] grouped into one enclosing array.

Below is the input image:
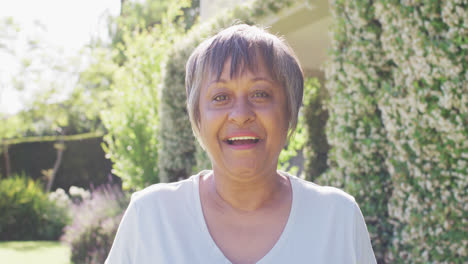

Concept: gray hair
[[185, 24, 304, 148]]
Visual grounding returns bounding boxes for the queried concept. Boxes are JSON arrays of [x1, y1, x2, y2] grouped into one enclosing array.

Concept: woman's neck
[[202, 168, 290, 212]]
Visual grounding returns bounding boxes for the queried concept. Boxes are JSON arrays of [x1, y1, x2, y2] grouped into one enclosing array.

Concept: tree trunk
[[46, 140, 65, 192], [120, 0, 126, 15], [3, 143, 11, 178]]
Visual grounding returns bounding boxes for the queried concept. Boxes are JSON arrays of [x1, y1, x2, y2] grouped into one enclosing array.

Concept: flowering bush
[[0, 175, 70, 240], [68, 185, 91, 204], [48, 188, 71, 207], [324, 0, 467, 262], [61, 183, 129, 264], [322, 1, 393, 261], [46, 187, 73, 238], [375, 1, 467, 262]]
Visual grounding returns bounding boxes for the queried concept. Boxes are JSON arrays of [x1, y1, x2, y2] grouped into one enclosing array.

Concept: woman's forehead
[[206, 55, 274, 82], [201, 59, 283, 96]]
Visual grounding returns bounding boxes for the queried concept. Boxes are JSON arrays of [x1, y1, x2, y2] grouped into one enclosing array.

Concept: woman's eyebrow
[[250, 77, 274, 84], [206, 79, 228, 89], [206, 77, 274, 90]]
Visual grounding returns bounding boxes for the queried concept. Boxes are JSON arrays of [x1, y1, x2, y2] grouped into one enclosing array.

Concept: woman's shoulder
[[130, 170, 208, 206], [281, 171, 357, 208]]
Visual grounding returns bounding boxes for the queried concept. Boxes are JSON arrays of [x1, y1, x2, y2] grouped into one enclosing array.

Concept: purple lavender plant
[[61, 182, 129, 264]]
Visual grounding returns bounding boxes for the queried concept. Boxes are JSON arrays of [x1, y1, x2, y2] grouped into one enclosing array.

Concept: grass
[[0, 241, 71, 264]]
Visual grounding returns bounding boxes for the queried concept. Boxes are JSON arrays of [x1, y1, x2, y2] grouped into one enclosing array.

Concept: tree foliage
[[0, 17, 109, 141], [101, 0, 195, 189], [0, 17, 105, 187], [109, 0, 199, 65]]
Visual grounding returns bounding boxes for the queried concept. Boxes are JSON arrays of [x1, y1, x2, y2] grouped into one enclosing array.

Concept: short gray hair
[[185, 24, 304, 147]]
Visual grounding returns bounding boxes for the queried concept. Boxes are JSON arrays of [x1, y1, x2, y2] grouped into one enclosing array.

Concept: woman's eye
[[253, 91, 269, 98], [213, 95, 228, 102]]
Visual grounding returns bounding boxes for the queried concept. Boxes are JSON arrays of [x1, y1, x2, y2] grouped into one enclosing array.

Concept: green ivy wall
[[324, 0, 467, 262]]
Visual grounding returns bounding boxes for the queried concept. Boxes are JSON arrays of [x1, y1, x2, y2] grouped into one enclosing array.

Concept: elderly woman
[[106, 24, 376, 264]]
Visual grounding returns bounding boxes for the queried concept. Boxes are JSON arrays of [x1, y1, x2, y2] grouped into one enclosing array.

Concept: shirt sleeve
[[105, 195, 139, 264], [353, 202, 377, 264]]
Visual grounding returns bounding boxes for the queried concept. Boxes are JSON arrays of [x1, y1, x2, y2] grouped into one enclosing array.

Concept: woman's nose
[[228, 97, 256, 126]]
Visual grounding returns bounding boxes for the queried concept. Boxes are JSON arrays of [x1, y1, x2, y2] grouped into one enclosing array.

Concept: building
[[200, 0, 332, 80]]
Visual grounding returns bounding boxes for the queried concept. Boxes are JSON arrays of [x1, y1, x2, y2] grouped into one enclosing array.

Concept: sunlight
[[0, 0, 120, 114]]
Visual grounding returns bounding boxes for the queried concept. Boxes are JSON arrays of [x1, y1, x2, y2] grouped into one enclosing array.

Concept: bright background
[[0, 0, 120, 114]]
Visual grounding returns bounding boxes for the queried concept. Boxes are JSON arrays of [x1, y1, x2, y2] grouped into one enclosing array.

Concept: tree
[[0, 17, 111, 186], [101, 0, 196, 189], [108, 0, 199, 65]]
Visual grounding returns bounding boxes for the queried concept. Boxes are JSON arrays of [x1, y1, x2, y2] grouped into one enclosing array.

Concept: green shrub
[[101, 28, 162, 190], [302, 78, 329, 182], [101, 1, 194, 190], [68, 185, 91, 204], [323, 0, 396, 261], [278, 77, 324, 178], [375, 1, 467, 262], [325, 0, 467, 262], [0, 174, 70, 240], [61, 183, 128, 264]]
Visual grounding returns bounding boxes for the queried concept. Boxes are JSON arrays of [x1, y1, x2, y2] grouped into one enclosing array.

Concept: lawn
[[0, 241, 71, 264]]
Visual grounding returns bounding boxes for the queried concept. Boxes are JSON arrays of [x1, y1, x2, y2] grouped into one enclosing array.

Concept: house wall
[[263, 0, 331, 77]]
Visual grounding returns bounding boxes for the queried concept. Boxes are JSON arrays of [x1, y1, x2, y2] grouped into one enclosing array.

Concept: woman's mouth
[[226, 136, 260, 145], [224, 136, 261, 149]]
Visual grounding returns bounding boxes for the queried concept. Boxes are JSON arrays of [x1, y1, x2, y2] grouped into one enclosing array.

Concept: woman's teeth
[[226, 137, 260, 145]]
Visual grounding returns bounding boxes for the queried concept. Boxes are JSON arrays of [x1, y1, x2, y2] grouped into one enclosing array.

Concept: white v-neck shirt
[[105, 170, 376, 264]]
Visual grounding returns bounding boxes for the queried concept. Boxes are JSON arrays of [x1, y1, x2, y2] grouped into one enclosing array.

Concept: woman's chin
[[215, 161, 273, 179]]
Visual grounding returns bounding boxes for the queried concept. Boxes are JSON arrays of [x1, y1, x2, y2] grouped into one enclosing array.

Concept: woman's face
[[198, 57, 289, 177]]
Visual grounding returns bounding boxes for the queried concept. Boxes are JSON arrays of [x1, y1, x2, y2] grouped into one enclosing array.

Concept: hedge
[[0, 137, 115, 191], [376, 1, 467, 262], [324, 0, 467, 262], [321, 0, 393, 261], [303, 77, 329, 181]]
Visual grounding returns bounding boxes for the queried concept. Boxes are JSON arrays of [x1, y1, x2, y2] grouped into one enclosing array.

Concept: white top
[[105, 170, 377, 264]]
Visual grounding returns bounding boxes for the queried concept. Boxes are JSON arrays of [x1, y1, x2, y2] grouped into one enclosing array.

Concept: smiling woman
[[198, 57, 289, 183], [105, 24, 377, 264]]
